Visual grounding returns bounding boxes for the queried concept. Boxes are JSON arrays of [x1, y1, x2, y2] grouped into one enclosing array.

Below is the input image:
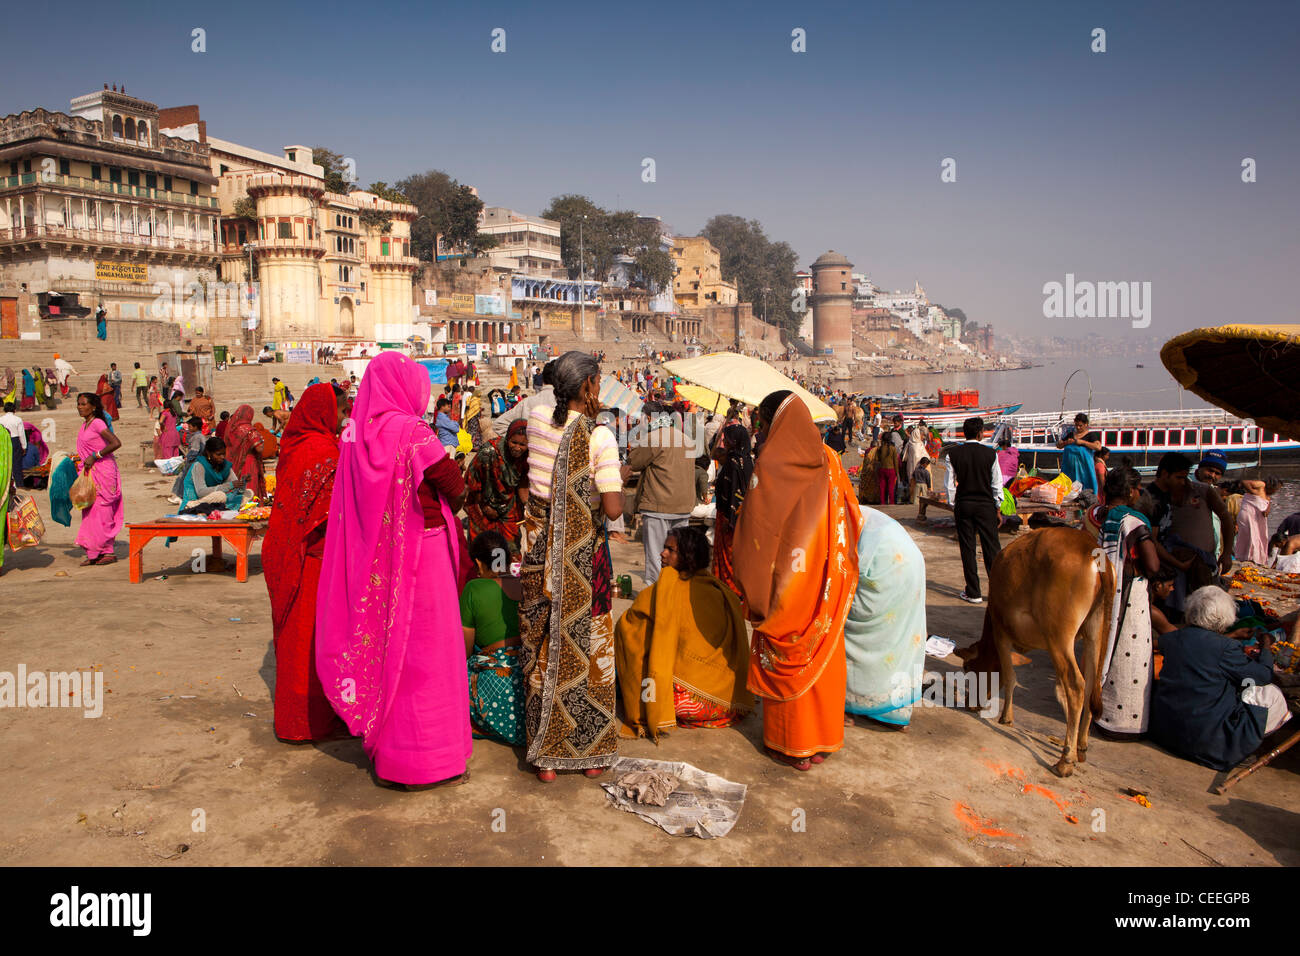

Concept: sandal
[[79, 558, 98, 567], [767, 748, 813, 772], [95, 556, 118, 565]]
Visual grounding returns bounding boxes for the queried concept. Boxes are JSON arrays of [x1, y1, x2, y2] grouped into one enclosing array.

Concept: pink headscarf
[[315, 351, 467, 740]]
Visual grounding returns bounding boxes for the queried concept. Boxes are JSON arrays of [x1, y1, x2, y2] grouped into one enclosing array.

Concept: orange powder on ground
[[953, 802, 1020, 840], [985, 761, 1077, 822]]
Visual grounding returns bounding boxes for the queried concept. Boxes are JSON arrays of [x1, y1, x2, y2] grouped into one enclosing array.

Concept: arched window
[[124, 117, 136, 140], [111, 115, 123, 139], [137, 121, 149, 144]]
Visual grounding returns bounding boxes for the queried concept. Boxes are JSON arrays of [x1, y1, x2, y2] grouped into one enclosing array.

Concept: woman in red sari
[[734, 390, 862, 772], [464, 419, 528, 554], [263, 384, 347, 742], [96, 374, 120, 421], [224, 404, 266, 497]]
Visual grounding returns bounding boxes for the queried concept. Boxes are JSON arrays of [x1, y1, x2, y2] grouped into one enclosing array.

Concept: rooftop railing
[[0, 172, 219, 208]]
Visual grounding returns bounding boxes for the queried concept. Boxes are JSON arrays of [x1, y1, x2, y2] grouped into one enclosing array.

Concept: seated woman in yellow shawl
[[615, 525, 753, 737]]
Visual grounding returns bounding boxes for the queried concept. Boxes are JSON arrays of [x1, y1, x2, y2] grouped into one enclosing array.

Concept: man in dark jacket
[[944, 416, 1003, 604], [1150, 585, 1292, 771]]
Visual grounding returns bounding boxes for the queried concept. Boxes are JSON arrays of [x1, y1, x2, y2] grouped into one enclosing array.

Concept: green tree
[[231, 196, 256, 220], [356, 182, 408, 235], [365, 181, 408, 203], [312, 146, 354, 194], [700, 214, 799, 331], [396, 171, 491, 261], [541, 194, 612, 279], [541, 197, 674, 290]]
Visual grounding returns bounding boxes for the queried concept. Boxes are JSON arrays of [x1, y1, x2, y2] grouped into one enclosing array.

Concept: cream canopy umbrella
[[664, 352, 838, 423], [1161, 324, 1300, 441]]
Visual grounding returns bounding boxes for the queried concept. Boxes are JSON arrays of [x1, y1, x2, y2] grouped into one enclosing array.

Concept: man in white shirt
[[1, 402, 28, 484]]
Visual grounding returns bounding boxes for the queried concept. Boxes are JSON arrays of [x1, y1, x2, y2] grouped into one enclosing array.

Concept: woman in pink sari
[[75, 392, 124, 565], [316, 351, 473, 788]]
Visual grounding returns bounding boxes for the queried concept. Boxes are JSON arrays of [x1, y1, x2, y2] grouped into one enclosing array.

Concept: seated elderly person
[[1149, 585, 1292, 771]]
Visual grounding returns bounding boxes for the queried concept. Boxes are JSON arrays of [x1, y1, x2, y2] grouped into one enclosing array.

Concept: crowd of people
[[1074, 450, 1294, 769], [257, 349, 931, 788], [2, 343, 1293, 789]]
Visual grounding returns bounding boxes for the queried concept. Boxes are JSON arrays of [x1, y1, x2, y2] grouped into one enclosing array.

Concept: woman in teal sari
[[180, 437, 246, 514], [844, 506, 928, 726]]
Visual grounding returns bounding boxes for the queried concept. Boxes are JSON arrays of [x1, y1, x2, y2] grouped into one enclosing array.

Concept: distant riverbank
[[850, 351, 1207, 414]]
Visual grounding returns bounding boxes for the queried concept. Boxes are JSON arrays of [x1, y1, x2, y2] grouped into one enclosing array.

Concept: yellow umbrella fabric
[[664, 352, 838, 423], [675, 383, 730, 414], [1161, 324, 1300, 441]]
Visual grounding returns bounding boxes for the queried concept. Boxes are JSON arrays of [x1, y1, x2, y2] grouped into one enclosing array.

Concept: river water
[[850, 350, 1300, 531], [849, 348, 1209, 415]]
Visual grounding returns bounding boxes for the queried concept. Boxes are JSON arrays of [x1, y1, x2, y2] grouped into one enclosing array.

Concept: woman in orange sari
[[734, 390, 862, 771]]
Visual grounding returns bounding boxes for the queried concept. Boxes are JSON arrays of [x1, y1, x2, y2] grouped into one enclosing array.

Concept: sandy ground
[[2, 398, 1298, 867]]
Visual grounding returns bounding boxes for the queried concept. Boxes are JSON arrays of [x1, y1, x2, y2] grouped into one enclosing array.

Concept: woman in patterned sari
[[263, 383, 347, 742], [464, 418, 528, 555], [1096, 464, 1160, 737], [316, 351, 472, 787], [734, 390, 862, 771], [464, 388, 487, 453], [711, 423, 752, 597], [616, 525, 752, 737], [519, 351, 624, 782]]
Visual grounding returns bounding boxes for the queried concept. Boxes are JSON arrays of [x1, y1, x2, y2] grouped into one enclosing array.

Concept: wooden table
[[126, 519, 267, 583], [916, 495, 1083, 527]]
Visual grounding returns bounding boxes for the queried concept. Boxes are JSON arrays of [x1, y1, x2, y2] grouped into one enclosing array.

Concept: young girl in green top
[[461, 530, 526, 745]]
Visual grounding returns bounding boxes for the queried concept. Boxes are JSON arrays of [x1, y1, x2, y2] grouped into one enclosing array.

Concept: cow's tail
[[1087, 562, 1115, 717]]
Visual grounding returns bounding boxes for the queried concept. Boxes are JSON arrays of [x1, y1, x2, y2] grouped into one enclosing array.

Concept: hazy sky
[[4, 0, 1297, 340]]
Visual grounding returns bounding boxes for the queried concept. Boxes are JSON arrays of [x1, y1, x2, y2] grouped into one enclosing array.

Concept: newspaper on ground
[[600, 756, 746, 839], [925, 635, 957, 659]]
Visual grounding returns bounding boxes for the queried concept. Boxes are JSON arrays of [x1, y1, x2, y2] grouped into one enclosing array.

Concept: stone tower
[[811, 250, 854, 359]]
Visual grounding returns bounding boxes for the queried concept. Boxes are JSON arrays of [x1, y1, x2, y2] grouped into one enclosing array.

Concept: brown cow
[[957, 526, 1114, 777]]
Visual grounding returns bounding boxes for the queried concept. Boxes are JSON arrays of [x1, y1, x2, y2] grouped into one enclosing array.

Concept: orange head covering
[[734, 393, 861, 701]]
